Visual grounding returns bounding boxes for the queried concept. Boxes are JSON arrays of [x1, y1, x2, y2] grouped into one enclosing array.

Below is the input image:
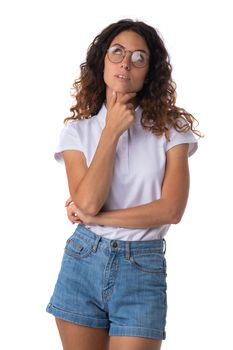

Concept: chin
[[115, 86, 135, 94]]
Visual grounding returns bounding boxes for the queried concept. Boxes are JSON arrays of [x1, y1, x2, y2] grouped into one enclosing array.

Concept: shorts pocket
[[64, 232, 93, 259], [129, 251, 166, 274]]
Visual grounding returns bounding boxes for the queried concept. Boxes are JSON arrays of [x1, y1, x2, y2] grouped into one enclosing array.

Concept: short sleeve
[[54, 122, 84, 163], [166, 127, 198, 157]]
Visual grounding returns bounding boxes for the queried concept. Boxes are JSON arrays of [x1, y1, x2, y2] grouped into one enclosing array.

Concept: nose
[[120, 53, 131, 70], [121, 62, 130, 70]]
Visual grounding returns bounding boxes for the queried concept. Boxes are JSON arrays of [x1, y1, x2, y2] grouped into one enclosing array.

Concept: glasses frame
[[106, 45, 149, 68]]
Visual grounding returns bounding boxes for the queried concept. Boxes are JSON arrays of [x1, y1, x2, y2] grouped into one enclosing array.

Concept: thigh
[[109, 336, 162, 350], [56, 318, 109, 350], [108, 247, 167, 340]]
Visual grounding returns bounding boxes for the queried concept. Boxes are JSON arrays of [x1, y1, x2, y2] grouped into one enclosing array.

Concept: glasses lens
[[131, 51, 147, 68], [107, 45, 124, 63], [107, 45, 149, 67]]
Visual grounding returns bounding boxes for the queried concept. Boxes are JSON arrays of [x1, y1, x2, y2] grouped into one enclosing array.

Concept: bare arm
[[69, 143, 190, 227], [63, 92, 136, 216]]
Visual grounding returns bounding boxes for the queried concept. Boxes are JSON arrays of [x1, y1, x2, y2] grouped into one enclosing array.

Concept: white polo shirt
[[55, 104, 198, 241]]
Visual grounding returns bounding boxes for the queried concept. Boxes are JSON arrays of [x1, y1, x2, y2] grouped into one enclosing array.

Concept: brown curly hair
[[65, 19, 201, 139]]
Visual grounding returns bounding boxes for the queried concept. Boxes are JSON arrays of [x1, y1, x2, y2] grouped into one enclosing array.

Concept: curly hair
[[65, 19, 201, 139]]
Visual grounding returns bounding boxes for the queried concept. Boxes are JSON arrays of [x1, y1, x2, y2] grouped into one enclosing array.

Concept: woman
[[47, 19, 201, 350]]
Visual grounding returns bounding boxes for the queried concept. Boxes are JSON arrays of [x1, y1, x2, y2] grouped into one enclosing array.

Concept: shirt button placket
[[121, 131, 129, 175]]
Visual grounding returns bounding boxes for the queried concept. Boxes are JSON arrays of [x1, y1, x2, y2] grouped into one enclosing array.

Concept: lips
[[114, 74, 130, 80]]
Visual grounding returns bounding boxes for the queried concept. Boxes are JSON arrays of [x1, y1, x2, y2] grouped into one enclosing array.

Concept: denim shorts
[[46, 224, 167, 340]]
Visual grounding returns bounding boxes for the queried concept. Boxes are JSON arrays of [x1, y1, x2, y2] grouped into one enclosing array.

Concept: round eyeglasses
[[107, 45, 149, 68]]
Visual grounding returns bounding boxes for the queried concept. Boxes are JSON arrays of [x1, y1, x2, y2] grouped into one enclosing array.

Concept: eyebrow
[[111, 43, 149, 54]]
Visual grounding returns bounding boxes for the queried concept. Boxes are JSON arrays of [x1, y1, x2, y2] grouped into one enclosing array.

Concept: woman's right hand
[[105, 91, 136, 138], [65, 199, 84, 225]]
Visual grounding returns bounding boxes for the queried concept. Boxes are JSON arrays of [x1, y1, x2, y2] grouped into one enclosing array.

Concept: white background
[[0, 0, 232, 349]]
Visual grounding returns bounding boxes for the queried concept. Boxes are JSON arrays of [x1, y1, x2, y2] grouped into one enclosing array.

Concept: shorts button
[[112, 241, 118, 248]]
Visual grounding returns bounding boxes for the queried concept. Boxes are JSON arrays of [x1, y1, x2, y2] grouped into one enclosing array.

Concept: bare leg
[[56, 318, 109, 350], [109, 336, 162, 350]]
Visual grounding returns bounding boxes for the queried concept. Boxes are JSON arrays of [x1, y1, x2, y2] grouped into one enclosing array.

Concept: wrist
[[85, 214, 96, 225], [102, 126, 119, 144], [86, 211, 103, 225]]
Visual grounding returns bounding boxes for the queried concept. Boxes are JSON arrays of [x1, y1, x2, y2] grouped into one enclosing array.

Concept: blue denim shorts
[[46, 224, 167, 340]]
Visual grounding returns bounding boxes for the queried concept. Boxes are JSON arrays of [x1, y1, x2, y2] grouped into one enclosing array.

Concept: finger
[[108, 90, 117, 110], [118, 92, 137, 105], [126, 103, 134, 110], [72, 219, 83, 224], [67, 214, 75, 223], [67, 213, 79, 223], [65, 197, 73, 207], [71, 214, 82, 222], [71, 218, 80, 224]]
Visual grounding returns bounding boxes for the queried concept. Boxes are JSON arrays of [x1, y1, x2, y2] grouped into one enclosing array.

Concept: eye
[[131, 51, 146, 63], [109, 45, 124, 56]]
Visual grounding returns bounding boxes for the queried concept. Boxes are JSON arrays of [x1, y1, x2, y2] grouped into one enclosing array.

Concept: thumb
[[65, 197, 73, 207], [108, 90, 117, 110]]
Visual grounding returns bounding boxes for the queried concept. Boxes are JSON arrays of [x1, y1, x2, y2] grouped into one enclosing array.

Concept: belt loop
[[125, 241, 131, 260], [163, 239, 166, 255], [92, 235, 101, 253]]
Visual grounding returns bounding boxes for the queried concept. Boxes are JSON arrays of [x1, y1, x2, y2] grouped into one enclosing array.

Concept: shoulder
[[166, 122, 198, 157], [59, 118, 99, 142], [64, 116, 97, 131], [63, 104, 106, 133]]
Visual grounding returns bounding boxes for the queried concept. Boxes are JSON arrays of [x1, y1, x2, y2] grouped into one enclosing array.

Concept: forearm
[[68, 144, 190, 227], [72, 128, 118, 215], [89, 198, 184, 228], [67, 92, 137, 216]]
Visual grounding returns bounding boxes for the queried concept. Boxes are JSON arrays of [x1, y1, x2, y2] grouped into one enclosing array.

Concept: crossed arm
[[64, 143, 190, 229], [63, 92, 190, 229]]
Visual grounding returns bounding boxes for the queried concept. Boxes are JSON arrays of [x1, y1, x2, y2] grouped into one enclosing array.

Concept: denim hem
[[109, 325, 166, 340], [46, 303, 109, 328]]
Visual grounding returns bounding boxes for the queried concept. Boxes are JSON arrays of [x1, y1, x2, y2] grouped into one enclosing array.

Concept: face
[[103, 31, 150, 103]]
